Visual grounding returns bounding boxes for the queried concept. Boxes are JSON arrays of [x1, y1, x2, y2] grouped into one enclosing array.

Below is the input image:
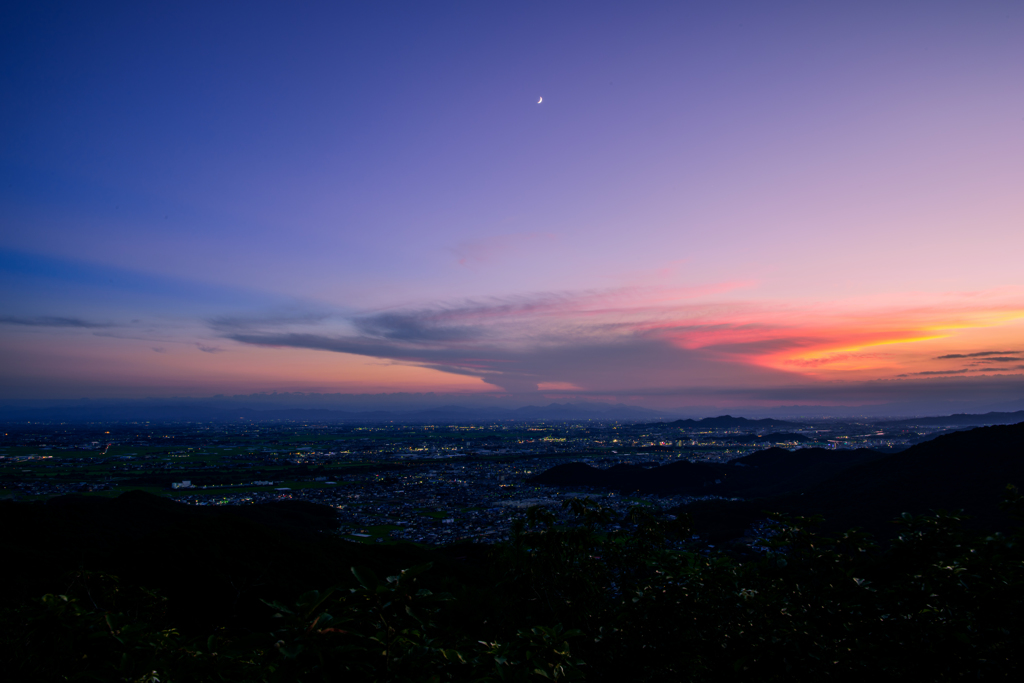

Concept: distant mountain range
[[0, 401, 671, 423], [876, 410, 1024, 427], [642, 415, 807, 430], [3, 400, 1022, 427]]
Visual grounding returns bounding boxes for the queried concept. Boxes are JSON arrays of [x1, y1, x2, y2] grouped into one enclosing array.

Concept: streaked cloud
[[196, 343, 225, 354], [897, 369, 971, 377], [0, 315, 113, 328], [207, 311, 335, 332], [936, 351, 1021, 359]]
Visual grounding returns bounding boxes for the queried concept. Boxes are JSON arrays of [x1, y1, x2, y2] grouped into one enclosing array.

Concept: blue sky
[[3, 1, 1024, 409]]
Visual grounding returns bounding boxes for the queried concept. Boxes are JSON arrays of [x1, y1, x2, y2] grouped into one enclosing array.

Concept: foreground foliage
[[5, 488, 1024, 681]]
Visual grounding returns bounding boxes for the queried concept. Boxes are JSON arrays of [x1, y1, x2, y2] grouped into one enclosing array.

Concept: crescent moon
[[537, 96, 543, 104]]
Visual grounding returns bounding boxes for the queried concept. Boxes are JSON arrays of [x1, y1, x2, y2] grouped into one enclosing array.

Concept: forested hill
[[657, 415, 806, 429], [681, 421, 1024, 539], [0, 491, 466, 632], [528, 447, 888, 498]]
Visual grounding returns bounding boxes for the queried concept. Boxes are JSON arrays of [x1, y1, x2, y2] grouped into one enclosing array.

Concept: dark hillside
[[0, 491, 466, 633], [729, 447, 890, 496], [800, 420, 1024, 531], [681, 421, 1024, 541], [528, 447, 889, 498]]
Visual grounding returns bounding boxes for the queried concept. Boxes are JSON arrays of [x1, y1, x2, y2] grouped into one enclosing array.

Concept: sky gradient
[[2, 1, 1024, 412]]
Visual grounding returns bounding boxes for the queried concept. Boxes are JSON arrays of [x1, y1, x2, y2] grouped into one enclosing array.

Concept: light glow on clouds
[[207, 285, 1024, 400]]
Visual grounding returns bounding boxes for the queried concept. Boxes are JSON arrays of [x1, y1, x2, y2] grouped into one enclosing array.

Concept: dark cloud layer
[[936, 350, 1020, 359], [897, 369, 971, 377], [0, 315, 112, 328], [207, 312, 332, 332], [353, 312, 483, 343]]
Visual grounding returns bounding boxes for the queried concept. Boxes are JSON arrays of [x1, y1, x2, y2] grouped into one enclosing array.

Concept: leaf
[[351, 566, 379, 591], [278, 643, 304, 659], [260, 599, 294, 615], [405, 604, 425, 625]]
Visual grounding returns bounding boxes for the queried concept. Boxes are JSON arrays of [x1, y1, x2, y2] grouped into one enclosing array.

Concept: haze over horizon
[[3, 1, 1024, 413]]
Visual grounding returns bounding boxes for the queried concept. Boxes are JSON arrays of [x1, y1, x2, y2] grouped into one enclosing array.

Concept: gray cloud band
[[0, 316, 113, 328]]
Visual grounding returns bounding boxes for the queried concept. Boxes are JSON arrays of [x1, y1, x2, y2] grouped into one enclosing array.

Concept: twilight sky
[[2, 1, 1024, 411]]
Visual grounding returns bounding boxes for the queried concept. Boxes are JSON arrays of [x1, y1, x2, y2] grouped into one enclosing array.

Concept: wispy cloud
[[196, 343, 225, 353], [354, 311, 483, 343], [0, 315, 113, 328], [936, 350, 1020, 359], [207, 311, 333, 332], [897, 369, 972, 377]]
